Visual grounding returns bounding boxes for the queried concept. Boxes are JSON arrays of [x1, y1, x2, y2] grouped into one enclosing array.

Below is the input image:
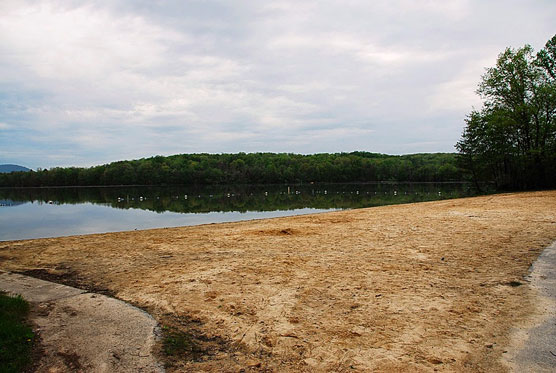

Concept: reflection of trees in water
[[0, 183, 486, 214]]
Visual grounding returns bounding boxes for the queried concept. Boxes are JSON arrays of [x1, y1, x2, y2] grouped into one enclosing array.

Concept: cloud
[[1, 0, 555, 168], [0, 1, 178, 79]]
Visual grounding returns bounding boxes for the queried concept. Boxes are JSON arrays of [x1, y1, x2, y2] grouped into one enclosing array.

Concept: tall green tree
[[457, 35, 556, 189]]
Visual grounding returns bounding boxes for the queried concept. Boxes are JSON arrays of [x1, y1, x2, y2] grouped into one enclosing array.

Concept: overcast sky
[[1, 0, 554, 169]]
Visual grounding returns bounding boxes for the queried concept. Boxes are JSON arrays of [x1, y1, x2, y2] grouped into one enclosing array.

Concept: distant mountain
[[0, 164, 31, 173], [0, 199, 26, 207]]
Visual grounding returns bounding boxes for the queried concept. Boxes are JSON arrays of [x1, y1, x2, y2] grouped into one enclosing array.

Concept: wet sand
[[1, 191, 555, 371]]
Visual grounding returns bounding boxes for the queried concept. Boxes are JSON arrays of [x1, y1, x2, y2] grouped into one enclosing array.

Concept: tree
[[457, 35, 556, 189]]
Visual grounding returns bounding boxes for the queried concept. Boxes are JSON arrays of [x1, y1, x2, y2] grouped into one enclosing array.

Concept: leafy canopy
[[457, 35, 556, 189]]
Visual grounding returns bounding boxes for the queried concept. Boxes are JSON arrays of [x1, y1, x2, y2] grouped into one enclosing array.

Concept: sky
[[1, 0, 555, 169]]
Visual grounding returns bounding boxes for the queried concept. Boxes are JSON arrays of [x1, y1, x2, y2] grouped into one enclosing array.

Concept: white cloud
[[426, 55, 494, 113], [0, 0, 555, 168], [0, 1, 179, 80]]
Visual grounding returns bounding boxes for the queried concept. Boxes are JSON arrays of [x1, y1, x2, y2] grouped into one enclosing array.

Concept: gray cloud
[[1, 0, 555, 168]]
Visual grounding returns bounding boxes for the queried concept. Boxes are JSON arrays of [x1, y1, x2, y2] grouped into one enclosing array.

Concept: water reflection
[[0, 183, 480, 212], [0, 183, 483, 241]]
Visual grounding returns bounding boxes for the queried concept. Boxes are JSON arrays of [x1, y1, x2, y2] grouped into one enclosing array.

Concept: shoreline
[[1, 191, 555, 371], [0, 182, 479, 242]]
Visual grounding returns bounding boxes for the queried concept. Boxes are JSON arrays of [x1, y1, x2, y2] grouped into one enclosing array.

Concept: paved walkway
[[0, 271, 164, 372], [508, 241, 556, 372]]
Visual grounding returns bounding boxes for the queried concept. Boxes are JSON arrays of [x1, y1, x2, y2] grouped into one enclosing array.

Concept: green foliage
[[162, 327, 199, 357], [457, 35, 556, 189], [0, 152, 464, 187], [0, 292, 34, 373]]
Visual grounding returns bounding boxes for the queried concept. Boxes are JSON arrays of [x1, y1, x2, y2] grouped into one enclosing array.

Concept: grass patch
[[0, 292, 34, 373], [155, 313, 233, 369], [162, 325, 201, 357]]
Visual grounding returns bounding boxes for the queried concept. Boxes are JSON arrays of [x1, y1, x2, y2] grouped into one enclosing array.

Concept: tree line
[[457, 34, 556, 190], [0, 152, 464, 187]]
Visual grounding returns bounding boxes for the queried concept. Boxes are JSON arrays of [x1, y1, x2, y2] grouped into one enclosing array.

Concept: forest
[[457, 34, 556, 189], [0, 152, 463, 187]]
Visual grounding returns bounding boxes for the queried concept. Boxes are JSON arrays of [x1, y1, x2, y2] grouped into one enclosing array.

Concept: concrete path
[[507, 241, 556, 372], [0, 271, 164, 372]]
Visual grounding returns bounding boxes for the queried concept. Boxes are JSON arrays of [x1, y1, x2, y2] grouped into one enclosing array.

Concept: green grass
[[0, 292, 34, 373], [162, 325, 199, 357]]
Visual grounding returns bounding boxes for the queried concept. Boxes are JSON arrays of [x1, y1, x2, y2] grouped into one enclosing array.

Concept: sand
[[1, 191, 555, 371]]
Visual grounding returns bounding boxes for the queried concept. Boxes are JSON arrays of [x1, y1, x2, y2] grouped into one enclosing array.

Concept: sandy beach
[[1, 191, 555, 371]]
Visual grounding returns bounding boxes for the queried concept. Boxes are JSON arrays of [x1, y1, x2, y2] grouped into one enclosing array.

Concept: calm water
[[0, 183, 482, 241]]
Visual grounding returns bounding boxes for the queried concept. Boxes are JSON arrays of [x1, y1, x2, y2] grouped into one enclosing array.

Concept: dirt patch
[[154, 312, 242, 371], [1, 191, 556, 371], [56, 351, 82, 371], [278, 228, 294, 235], [23, 311, 47, 373], [17, 268, 116, 297], [251, 227, 300, 236]]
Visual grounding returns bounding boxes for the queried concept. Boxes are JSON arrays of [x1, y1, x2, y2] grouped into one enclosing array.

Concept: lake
[[0, 183, 483, 241]]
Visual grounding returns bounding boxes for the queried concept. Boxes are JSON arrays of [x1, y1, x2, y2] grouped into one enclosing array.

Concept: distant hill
[[0, 164, 31, 173], [0, 152, 465, 187]]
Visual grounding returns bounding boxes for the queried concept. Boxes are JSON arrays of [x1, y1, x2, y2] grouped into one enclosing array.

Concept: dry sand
[[1, 191, 555, 372]]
